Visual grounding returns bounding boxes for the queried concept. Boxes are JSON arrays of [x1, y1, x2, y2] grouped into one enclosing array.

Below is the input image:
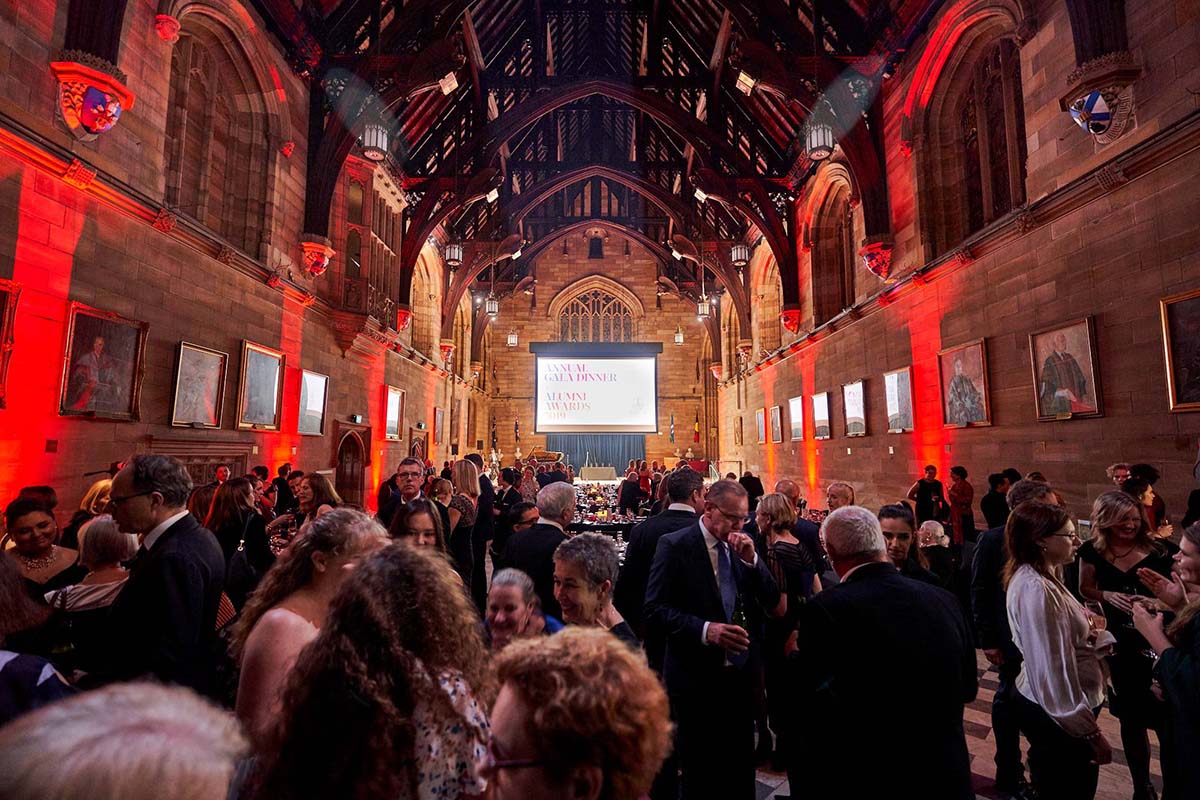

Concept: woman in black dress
[[757, 493, 817, 781], [204, 478, 275, 609], [906, 464, 947, 525], [1079, 491, 1178, 800], [878, 503, 942, 586], [4, 498, 86, 596]]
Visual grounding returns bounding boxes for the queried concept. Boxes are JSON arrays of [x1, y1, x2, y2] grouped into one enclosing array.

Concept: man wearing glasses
[[378, 457, 450, 535], [644, 479, 785, 800], [104, 455, 226, 691]]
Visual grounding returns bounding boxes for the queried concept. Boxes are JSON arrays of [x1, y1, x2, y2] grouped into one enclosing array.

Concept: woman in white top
[[1005, 500, 1115, 800], [230, 509, 387, 748]]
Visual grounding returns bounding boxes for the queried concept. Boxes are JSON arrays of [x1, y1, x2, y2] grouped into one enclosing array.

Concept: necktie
[[716, 541, 735, 622]]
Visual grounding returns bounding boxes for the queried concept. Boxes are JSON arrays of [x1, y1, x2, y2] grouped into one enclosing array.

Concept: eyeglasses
[[397, 471, 423, 479], [712, 506, 745, 524], [482, 737, 546, 774], [109, 490, 155, 506], [1047, 532, 1081, 540]]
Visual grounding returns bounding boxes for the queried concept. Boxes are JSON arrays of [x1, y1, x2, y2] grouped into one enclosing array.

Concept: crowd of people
[[0, 451, 1198, 800]]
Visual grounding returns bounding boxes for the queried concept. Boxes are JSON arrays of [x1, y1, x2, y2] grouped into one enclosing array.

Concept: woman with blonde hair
[[487, 627, 671, 800], [232, 509, 387, 747], [1078, 490, 1177, 800], [447, 459, 480, 588], [1005, 500, 1113, 799], [60, 478, 111, 550], [253, 544, 494, 800]]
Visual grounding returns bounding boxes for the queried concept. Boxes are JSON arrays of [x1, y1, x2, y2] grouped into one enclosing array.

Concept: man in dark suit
[[544, 460, 569, 485], [614, 468, 704, 658], [790, 505, 977, 799], [465, 454, 496, 611], [739, 470, 765, 511], [645, 479, 784, 800], [378, 456, 449, 533], [106, 455, 226, 692], [505, 481, 572, 620], [981, 472, 1011, 530], [971, 479, 1056, 799]]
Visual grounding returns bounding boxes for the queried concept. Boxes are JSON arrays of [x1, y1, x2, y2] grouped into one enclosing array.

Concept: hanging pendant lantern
[[674, 326, 685, 345], [507, 330, 518, 347], [805, 117, 835, 161], [730, 243, 750, 268], [444, 242, 464, 268], [360, 118, 389, 162], [485, 294, 499, 317], [697, 295, 712, 319]]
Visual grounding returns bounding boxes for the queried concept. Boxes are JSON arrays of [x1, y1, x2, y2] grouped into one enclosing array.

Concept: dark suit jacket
[[791, 561, 977, 799], [106, 513, 226, 691], [971, 525, 1019, 659], [504, 522, 568, 620], [738, 475, 765, 509], [614, 508, 697, 639], [644, 523, 781, 697], [980, 490, 1009, 530]]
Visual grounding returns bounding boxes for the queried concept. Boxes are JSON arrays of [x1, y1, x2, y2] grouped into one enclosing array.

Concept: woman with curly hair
[[487, 627, 671, 800], [232, 509, 387, 747], [253, 544, 495, 800]]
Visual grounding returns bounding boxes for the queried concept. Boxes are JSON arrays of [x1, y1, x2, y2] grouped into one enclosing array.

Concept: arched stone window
[[811, 183, 855, 327], [163, 21, 271, 256], [410, 253, 440, 357], [558, 289, 635, 342], [347, 182, 364, 225], [902, 0, 1034, 259], [959, 39, 1027, 234], [752, 252, 782, 353]]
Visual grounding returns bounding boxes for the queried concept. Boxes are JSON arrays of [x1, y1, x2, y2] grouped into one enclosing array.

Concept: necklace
[[1108, 543, 1138, 560], [18, 545, 58, 571]]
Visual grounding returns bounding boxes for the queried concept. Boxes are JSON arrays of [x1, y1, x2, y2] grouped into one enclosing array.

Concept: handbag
[[225, 514, 262, 610]]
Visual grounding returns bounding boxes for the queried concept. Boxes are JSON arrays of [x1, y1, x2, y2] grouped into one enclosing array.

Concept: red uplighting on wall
[[0, 164, 87, 503], [269, 297, 305, 470], [269, 66, 287, 103]]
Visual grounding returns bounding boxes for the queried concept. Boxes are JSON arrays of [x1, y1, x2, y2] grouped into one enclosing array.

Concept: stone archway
[[335, 431, 365, 506]]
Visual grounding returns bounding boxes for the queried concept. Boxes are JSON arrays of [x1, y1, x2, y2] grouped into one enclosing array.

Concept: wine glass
[[1084, 600, 1107, 636]]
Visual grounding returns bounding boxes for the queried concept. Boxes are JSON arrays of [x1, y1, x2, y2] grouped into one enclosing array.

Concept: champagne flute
[[1084, 600, 1107, 637]]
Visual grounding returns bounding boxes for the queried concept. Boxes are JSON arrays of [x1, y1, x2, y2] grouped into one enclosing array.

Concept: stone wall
[[486, 231, 714, 470]]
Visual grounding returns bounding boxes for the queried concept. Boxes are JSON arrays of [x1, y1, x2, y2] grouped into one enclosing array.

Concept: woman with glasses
[[253, 544, 493, 800], [1005, 500, 1114, 800], [1078, 491, 1177, 800], [487, 627, 670, 800]]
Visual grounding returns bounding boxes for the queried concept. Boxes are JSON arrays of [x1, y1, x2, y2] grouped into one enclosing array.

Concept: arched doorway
[[409, 427, 427, 461], [335, 432, 364, 507]]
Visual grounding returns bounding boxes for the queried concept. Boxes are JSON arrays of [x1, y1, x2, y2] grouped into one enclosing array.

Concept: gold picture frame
[[0, 278, 20, 409], [937, 338, 991, 428], [1161, 288, 1200, 412], [236, 341, 285, 431], [1028, 317, 1103, 421], [59, 301, 148, 421], [170, 341, 228, 428]]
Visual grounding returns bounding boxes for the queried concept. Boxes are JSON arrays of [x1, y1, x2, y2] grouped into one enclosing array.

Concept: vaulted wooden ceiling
[[252, 0, 943, 317]]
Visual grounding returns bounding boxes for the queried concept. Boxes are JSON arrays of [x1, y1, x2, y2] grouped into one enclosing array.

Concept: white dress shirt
[[667, 502, 698, 513], [535, 517, 565, 532], [142, 510, 189, 551], [1007, 564, 1111, 737]]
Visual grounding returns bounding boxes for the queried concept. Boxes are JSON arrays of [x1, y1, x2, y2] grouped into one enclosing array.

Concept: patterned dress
[[408, 670, 490, 800]]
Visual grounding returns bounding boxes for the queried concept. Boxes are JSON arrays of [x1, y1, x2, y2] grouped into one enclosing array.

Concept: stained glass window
[[558, 289, 635, 342]]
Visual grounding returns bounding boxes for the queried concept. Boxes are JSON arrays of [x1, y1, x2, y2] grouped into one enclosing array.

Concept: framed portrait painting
[[435, 407, 445, 444], [298, 370, 329, 435], [0, 278, 20, 409], [385, 385, 405, 440], [812, 392, 831, 439], [883, 367, 914, 433], [769, 405, 783, 443], [59, 302, 148, 421], [842, 380, 867, 437], [755, 408, 766, 444], [938, 339, 991, 427], [171, 342, 227, 428], [734, 416, 743, 446], [1029, 317, 1103, 420], [1161, 288, 1200, 412], [788, 396, 804, 440], [236, 341, 284, 431]]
